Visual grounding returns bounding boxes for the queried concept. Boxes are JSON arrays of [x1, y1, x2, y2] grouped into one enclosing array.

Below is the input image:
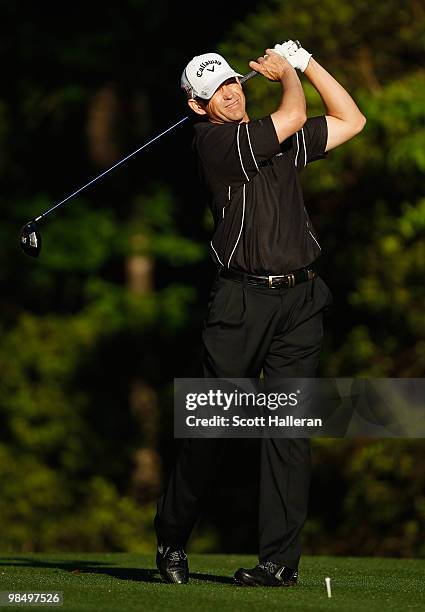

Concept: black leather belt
[[219, 266, 316, 288]]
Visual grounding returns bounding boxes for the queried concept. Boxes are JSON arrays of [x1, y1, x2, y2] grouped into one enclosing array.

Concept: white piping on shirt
[[308, 230, 321, 250], [227, 183, 246, 267], [301, 128, 307, 167], [237, 124, 249, 182], [245, 123, 259, 172], [210, 240, 224, 266], [304, 205, 321, 251], [294, 131, 300, 167]]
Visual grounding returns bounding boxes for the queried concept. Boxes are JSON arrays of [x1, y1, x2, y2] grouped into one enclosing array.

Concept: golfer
[[155, 40, 366, 586]]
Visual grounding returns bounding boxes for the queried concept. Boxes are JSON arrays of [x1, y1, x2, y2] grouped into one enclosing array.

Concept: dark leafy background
[[0, 0, 424, 556]]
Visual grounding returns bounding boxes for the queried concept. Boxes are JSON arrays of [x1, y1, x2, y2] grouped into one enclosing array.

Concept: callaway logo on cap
[[181, 53, 243, 100]]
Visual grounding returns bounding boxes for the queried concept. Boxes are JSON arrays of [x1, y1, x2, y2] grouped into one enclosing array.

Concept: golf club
[[19, 68, 259, 258]]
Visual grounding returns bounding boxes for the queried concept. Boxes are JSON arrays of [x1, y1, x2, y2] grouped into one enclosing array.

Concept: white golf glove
[[274, 39, 312, 72]]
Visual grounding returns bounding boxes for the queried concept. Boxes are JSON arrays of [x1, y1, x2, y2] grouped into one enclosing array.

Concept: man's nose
[[221, 84, 234, 98]]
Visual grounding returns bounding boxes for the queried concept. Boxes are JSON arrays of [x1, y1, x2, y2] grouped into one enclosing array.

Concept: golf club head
[[20, 220, 42, 257]]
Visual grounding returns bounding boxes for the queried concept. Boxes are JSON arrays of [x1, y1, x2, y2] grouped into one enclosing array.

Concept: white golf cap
[[181, 52, 243, 100]]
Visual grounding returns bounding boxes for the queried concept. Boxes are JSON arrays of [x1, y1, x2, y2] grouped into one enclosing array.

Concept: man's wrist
[[279, 63, 297, 79], [302, 56, 316, 76], [280, 65, 300, 83]]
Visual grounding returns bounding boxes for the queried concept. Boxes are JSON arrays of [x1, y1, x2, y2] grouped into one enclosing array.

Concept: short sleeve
[[291, 116, 328, 172], [194, 116, 281, 187]]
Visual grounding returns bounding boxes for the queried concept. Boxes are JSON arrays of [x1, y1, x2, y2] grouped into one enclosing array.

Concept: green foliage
[[221, 0, 425, 91], [39, 205, 119, 273], [0, 310, 159, 552], [128, 185, 206, 264], [0, 445, 156, 551], [305, 439, 425, 557]]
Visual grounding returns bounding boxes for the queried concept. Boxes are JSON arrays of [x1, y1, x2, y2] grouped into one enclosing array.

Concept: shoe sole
[[157, 561, 189, 584], [158, 572, 189, 584], [234, 576, 259, 587], [234, 570, 297, 588]]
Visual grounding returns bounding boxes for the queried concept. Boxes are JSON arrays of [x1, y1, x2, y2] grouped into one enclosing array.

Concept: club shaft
[[240, 69, 257, 84], [35, 68, 259, 222], [35, 115, 189, 222]]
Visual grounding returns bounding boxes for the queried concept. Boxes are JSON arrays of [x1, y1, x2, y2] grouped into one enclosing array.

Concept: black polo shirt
[[193, 115, 328, 275]]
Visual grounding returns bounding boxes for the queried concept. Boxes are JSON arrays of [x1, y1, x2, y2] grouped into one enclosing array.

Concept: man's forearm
[[271, 67, 306, 142], [303, 58, 365, 128], [279, 66, 307, 121], [249, 50, 307, 142]]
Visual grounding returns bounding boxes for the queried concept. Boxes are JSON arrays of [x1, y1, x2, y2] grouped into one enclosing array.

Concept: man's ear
[[188, 98, 208, 116]]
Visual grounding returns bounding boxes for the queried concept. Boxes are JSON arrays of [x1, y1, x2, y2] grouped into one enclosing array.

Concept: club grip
[[240, 69, 258, 84], [240, 42, 301, 84]]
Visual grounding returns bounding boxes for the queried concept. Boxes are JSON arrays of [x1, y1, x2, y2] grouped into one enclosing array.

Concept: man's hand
[[249, 49, 306, 143], [274, 40, 312, 73], [249, 49, 294, 81]]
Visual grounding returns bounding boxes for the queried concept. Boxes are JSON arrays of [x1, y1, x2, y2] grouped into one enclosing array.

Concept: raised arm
[[274, 40, 366, 151], [303, 58, 366, 151], [249, 49, 307, 143]]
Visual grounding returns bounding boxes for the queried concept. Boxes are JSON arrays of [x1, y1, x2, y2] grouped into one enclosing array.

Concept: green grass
[[0, 553, 424, 611]]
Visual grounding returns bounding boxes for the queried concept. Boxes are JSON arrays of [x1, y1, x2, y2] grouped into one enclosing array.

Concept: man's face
[[192, 78, 248, 124]]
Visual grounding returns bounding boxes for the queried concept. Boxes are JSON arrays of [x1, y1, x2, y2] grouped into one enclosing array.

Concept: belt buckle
[[268, 274, 293, 288]]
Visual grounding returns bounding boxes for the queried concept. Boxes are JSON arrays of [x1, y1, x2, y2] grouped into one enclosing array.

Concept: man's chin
[[225, 110, 244, 122]]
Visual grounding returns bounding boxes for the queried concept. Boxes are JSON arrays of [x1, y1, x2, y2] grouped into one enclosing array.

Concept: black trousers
[[155, 269, 333, 569]]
